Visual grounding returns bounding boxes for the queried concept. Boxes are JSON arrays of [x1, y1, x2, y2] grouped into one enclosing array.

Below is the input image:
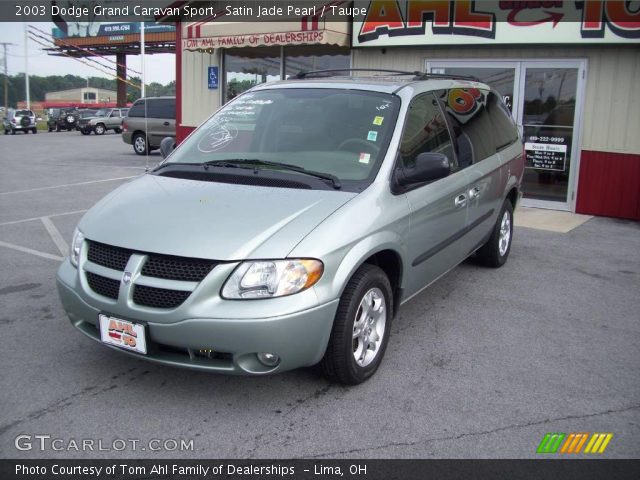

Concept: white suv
[[3, 109, 37, 135]]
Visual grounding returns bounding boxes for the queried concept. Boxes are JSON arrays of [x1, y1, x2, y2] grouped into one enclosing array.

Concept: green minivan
[[57, 71, 523, 384]]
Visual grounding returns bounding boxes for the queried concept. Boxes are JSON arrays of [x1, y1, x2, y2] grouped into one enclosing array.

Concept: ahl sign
[[353, 0, 640, 46]]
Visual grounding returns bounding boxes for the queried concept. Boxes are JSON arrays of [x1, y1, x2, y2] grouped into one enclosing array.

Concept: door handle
[[163, 121, 170, 126], [454, 194, 467, 208], [468, 186, 480, 200]]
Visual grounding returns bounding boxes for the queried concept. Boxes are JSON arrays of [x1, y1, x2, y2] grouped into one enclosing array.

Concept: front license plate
[[99, 314, 147, 354]]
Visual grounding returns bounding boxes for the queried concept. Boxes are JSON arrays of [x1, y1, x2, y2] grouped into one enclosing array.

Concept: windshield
[[95, 109, 108, 117], [16, 110, 31, 116], [165, 88, 400, 191]]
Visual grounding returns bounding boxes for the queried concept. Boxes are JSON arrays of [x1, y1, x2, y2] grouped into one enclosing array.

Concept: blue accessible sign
[[208, 66, 219, 90]]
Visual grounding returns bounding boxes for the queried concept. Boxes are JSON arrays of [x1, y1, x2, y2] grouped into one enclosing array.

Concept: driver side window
[[400, 93, 454, 170]]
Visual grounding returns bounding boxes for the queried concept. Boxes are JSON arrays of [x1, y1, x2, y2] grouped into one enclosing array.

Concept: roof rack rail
[[295, 68, 420, 79], [294, 68, 479, 82]]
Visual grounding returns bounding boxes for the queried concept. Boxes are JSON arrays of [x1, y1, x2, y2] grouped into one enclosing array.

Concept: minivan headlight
[[70, 228, 84, 267], [221, 259, 323, 299]]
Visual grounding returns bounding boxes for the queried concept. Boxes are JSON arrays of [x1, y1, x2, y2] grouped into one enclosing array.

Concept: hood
[[79, 174, 356, 260]]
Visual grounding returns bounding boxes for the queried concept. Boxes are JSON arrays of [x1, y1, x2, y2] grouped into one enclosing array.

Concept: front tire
[[133, 133, 148, 155], [320, 264, 393, 385], [32, 128, 37, 134], [94, 124, 106, 135], [476, 199, 514, 268], [81, 129, 91, 135]]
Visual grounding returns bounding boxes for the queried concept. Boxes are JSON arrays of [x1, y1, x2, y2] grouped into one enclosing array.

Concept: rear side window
[[400, 93, 454, 170], [147, 99, 175, 119], [439, 88, 495, 167], [127, 100, 145, 117], [486, 91, 519, 150]]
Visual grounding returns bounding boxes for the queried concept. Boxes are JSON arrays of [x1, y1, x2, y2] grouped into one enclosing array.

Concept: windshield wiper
[[204, 159, 342, 189]]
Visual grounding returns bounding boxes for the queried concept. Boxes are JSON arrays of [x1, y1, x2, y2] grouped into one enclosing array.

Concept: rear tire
[[11, 128, 15, 135], [133, 133, 148, 155], [320, 264, 393, 385], [32, 128, 37, 134], [475, 199, 514, 268]]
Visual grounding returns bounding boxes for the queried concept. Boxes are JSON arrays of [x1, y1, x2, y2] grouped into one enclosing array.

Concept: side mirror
[[397, 152, 450, 186], [160, 136, 176, 159]]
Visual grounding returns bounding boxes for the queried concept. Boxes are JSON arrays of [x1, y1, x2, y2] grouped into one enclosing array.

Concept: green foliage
[[0, 73, 175, 106]]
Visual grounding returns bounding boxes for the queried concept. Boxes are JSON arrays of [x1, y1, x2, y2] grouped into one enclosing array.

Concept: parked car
[[122, 97, 176, 155], [78, 108, 128, 135], [47, 107, 79, 132], [3, 108, 37, 134], [57, 72, 523, 384], [75, 109, 98, 132]]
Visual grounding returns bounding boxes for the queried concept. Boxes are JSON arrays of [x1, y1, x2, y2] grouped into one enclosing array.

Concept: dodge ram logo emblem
[[122, 272, 132, 285]]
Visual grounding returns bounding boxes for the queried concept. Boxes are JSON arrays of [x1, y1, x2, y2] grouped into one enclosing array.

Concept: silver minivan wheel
[[133, 134, 148, 155], [321, 264, 393, 385], [498, 211, 511, 257], [352, 287, 386, 367], [476, 199, 514, 268]]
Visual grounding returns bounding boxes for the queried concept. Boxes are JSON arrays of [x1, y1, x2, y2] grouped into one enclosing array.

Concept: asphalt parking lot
[[0, 131, 639, 459]]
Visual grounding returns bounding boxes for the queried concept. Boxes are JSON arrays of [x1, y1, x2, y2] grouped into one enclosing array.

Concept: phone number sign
[[525, 141, 567, 171]]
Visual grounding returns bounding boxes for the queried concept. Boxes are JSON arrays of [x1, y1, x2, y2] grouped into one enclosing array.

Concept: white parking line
[[41, 216, 69, 257], [0, 240, 64, 262], [0, 175, 137, 195], [0, 209, 88, 227]]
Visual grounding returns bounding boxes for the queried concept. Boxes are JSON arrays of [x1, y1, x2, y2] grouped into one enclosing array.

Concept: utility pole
[[0, 42, 15, 114], [140, 22, 145, 98], [24, 24, 30, 109]]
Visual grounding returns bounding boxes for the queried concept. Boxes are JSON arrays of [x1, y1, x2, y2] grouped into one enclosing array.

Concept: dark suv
[[47, 108, 79, 132]]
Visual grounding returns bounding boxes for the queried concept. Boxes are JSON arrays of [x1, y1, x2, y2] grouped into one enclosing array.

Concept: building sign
[[208, 66, 219, 90], [52, 22, 175, 39], [353, 1, 640, 47]]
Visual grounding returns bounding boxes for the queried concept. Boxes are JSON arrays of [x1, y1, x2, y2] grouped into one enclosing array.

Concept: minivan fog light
[[257, 352, 280, 367], [221, 259, 323, 299], [70, 229, 84, 267]]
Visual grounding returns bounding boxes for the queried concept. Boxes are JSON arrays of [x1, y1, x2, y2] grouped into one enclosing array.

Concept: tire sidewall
[[133, 134, 147, 155], [495, 201, 514, 266], [339, 267, 393, 383]]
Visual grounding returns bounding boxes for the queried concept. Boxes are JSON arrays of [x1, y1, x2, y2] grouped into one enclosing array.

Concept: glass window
[[438, 88, 495, 167], [400, 93, 454, 170], [284, 45, 350, 78], [224, 47, 281, 102], [83, 92, 97, 101], [128, 100, 144, 117], [165, 88, 401, 192], [486, 91, 519, 150], [147, 99, 175, 119], [432, 66, 516, 112]]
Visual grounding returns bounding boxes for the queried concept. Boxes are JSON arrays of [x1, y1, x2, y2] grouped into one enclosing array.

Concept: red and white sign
[[353, 0, 640, 46]]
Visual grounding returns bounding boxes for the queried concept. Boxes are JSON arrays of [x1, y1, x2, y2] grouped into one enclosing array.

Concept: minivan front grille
[[133, 285, 191, 309], [86, 272, 120, 300], [87, 241, 132, 271], [85, 240, 221, 309], [142, 254, 218, 282]]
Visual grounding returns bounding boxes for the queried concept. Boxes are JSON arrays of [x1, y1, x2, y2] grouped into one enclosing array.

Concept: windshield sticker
[[367, 131, 378, 142], [197, 119, 238, 153], [373, 116, 384, 126], [376, 101, 391, 111], [359, 153, 371, 164]]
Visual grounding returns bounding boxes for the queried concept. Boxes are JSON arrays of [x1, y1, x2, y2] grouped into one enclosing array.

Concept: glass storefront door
[[427, 60, 585, 210]]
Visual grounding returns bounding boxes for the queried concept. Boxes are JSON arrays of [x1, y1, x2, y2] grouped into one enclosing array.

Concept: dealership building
[[173, 2, 640, 220]]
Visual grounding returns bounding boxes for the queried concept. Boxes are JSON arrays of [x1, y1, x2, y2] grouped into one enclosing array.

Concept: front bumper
[[56, 259, 339, 375]]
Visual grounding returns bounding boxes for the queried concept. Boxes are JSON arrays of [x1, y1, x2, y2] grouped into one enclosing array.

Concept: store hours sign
[[525, 137, 568, 171]]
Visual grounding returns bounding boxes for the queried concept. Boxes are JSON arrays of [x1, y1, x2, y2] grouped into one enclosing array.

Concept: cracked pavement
[[1, 133, 639, 459]]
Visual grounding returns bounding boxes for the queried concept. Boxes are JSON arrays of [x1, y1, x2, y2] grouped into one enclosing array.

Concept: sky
[[0, 22, 175, 85]]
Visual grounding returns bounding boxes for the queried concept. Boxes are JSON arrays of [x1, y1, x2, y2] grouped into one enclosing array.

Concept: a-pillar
[[116, 52, 127, 107]]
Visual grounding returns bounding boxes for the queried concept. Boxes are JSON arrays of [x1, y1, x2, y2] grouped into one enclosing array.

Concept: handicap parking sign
[[208, 66, 218, 90]]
